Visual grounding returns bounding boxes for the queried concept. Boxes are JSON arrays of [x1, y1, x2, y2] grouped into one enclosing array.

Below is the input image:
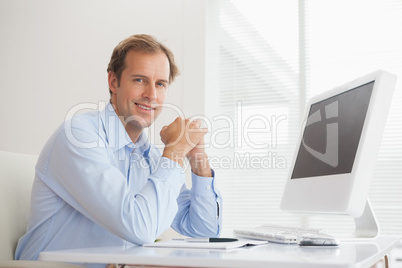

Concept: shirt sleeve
[[171, 169, 222, 237], [41, 126, 185, 245]]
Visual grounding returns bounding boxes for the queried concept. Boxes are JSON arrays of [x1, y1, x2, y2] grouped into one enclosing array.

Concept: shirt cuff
[[191, 169, 221, 222], [191, 169, 216, 193]]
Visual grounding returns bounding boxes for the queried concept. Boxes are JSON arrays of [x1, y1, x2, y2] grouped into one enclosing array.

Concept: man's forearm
[[188, 153, 212, 177], [162, 148, 185, 167]]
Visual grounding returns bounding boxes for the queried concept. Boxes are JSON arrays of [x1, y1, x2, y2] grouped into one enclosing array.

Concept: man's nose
[[143, 83, 157, 101]]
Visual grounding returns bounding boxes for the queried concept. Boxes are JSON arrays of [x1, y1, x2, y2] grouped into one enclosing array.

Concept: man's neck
[[125, 124, 142, 144], [109, 101, 143, 144]]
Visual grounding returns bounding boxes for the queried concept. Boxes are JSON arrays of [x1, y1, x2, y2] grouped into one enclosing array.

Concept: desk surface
[[39, 236, 400, 268]]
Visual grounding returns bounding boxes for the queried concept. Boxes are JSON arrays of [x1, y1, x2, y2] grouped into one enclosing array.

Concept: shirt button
[[206, 185, 211, 190]]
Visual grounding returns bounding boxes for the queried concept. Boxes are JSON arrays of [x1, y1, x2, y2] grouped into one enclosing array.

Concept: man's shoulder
[[65, 109, 99, 130], [55, 109, 106, 147]]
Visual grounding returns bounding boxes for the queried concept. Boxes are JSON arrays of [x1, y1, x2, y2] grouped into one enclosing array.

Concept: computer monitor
[[280, 70, 396, 238]]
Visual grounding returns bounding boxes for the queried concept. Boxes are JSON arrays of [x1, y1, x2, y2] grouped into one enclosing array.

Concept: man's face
[[109, 50, 170, 131]]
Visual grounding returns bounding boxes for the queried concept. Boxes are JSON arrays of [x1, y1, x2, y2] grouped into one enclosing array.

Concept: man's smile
[[135, 103, 156, 111]]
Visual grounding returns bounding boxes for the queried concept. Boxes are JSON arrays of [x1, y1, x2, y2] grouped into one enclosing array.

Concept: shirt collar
[[99, 103, 151, 154]]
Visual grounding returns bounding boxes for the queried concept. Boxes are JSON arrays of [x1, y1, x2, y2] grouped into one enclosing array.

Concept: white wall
[[0, 0, 207, 155]]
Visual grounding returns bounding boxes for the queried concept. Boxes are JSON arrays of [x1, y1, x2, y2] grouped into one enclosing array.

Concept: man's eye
[[135, 78, 143, 83], [157, 82, 166, 88]]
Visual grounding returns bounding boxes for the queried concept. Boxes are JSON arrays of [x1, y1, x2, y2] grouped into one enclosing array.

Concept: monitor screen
[[291, 81, 374, 179], [280, 70, 396, 218]]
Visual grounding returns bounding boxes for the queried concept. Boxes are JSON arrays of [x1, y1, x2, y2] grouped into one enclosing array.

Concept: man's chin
[[127, 120, 151, 130]]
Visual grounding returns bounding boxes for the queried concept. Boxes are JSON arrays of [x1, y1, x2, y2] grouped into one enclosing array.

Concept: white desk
[[39, 236, 400, 268]]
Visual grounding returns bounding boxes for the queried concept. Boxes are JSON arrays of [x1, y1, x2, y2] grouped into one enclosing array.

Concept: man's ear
[[108, 71, 118, 93]]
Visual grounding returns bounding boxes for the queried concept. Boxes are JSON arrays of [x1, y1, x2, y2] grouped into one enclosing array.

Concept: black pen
[[186, 237, 238, 243]]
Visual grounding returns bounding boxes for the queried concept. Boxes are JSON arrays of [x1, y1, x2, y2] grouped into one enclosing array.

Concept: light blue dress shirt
[[15, 103, 222, 261]]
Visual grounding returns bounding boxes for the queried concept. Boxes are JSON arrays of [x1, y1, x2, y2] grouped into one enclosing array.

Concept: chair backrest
[[0, 151, 38, 261]]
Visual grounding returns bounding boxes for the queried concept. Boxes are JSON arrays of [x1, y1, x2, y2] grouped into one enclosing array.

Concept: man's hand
[[160, 117, 208, 167], [186, 138, 212, 177]]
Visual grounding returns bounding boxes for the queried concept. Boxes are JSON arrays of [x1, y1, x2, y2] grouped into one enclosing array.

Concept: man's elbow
[[130, 230, 157, 245], [122, 220, 159, 245]]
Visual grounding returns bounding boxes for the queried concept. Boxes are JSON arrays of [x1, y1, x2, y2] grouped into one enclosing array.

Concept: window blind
[[206, 0, 402, 236]]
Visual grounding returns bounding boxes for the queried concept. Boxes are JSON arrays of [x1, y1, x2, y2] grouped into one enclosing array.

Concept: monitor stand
[[343, 198, 380, 240]]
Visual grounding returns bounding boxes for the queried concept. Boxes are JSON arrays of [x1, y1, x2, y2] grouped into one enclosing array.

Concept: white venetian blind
[[206, 0, 303, 234], [206, 0, 402, 236]]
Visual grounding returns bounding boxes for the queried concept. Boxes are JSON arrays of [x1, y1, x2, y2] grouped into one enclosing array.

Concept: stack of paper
[[143, 239, 268, 250]]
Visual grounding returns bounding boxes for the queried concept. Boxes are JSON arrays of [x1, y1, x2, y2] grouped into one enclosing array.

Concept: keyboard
[[233, 224, 324, 244]]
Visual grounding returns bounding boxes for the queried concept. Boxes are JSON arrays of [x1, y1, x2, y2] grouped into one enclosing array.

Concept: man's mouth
[[135, 103, 156, 111]]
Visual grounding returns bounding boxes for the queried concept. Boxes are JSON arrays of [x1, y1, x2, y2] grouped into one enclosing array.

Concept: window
[[206, 0, 402, 236]]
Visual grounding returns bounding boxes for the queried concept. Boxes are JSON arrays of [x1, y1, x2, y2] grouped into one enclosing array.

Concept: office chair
[[0, 151, 85, 268]]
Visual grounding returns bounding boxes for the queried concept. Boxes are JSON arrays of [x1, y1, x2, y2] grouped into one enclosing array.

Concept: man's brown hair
[[107, 34, 179, 95]]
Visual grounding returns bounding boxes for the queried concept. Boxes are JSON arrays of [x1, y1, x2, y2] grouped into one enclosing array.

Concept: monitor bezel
[[280, 70, 396, 218]]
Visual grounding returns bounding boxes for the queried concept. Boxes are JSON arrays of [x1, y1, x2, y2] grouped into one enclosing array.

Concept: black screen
[[291, 81, 374, 179]]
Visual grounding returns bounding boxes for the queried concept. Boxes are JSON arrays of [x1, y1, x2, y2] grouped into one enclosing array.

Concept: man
[[16, 34, 222, 261]]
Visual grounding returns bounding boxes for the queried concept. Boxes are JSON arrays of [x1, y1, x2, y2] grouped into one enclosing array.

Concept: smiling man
[[15, 34, 221, 261]]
